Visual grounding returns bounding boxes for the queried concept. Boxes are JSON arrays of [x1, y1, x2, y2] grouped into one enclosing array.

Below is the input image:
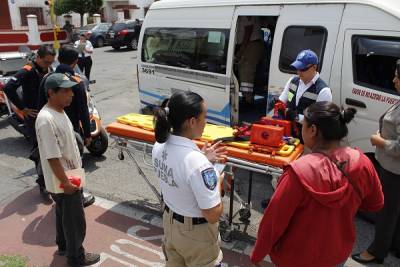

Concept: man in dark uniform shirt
[[37, 45, 95, 207], [4, 45, 56, 197]]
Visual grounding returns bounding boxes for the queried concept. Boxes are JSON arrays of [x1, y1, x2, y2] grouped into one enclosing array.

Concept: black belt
[[164, 205, 207, 225]]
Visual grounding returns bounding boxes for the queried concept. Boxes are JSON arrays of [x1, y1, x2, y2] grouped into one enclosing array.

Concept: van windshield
[[141, 27, 229, 74]]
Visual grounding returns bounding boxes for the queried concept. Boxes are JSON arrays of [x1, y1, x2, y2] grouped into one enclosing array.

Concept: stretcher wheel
[[118, 151, 124, 160], [221, 229, 233, 243]]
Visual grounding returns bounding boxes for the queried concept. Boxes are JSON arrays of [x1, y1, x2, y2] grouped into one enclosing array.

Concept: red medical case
[[250, 124, 284, 147]]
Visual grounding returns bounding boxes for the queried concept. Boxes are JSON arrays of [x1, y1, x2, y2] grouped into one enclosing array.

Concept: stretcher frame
[[109, 134, 284, 241]]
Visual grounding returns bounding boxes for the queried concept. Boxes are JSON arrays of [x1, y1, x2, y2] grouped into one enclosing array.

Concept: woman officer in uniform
[[152, 91, 224, 267]]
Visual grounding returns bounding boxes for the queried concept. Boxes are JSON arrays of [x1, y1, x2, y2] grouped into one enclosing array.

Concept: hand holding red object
[[60, 176, 81, 189]]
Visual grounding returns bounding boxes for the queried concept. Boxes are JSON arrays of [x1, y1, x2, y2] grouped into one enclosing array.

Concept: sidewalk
[[0, 188, 271, 267]]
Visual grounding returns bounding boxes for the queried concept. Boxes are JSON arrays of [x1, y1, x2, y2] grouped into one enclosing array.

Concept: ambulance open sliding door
[[341, 30, 400, 152], [268, 4, 344, 99]]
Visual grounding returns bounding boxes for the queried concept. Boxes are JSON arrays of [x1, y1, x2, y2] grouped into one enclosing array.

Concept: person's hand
[[84, 137, 92, 146], [370, 133, 386, 148], [62, 180, 79, 195], [22, 108, 38, 118], [201, 141, 227, 163]]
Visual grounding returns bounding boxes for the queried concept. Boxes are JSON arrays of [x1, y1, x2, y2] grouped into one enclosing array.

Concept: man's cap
[[44, 73, 77, 91], [290, 49, 318, 70]]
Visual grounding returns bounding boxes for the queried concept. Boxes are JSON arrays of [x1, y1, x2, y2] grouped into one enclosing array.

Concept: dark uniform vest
[[287, 76, 328, 115]]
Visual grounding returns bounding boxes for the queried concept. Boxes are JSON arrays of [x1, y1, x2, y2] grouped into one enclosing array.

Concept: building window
[[142, 28, 230, 74], [20, 7, 45, 26], [279, 26, 327, 74], [352, 35, 400, 94]]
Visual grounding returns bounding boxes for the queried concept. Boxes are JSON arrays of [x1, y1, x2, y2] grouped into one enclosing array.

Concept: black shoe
[[352, 253, 383, 264], [83, 195, 95, 208], [67, 252, 100, 266], [39, 186, 52, 202]]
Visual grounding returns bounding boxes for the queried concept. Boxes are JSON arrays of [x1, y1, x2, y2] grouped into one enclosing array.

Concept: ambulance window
[[279, 26, 327, 74], [352, 36, 400, 94], [141, 28, 229, 74]]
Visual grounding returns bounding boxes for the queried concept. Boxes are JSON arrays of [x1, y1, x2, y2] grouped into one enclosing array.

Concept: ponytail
[[154, 107, 171, 143]]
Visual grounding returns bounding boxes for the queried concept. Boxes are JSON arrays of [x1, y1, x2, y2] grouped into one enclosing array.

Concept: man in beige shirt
[[35, 73, 100, 266]]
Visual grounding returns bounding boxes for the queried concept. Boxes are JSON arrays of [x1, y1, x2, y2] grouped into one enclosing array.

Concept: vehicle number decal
[[141, 67, 155, 75]]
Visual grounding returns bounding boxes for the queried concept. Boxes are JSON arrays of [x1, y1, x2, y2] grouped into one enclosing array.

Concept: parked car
[[106, 19, 142, 50], [73, 23, 112, 47]]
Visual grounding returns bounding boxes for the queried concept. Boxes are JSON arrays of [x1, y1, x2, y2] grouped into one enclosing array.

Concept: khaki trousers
[[162, 210, 223, 267]]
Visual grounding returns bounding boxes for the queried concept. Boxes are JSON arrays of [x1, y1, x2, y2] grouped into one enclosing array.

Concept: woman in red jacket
[[250, 101, 384, 267]]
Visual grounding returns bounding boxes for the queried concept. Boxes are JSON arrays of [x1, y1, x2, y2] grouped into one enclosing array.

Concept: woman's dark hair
[[303, 101, 357, 141], [37, 44, 56, 58], [154, 91, 204, 143], [396, 59, 400, 76], [80, 34, 87, 38], [58, 45, 79, 65]]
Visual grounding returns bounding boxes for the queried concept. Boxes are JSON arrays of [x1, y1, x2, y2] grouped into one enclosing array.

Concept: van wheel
[[112, 45, 120, 50], [96, 37, 105, 48], [129, 38, 138, 50]]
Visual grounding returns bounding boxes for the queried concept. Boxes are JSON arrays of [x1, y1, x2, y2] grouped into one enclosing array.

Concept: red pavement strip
[[0, 188, 273, 267]]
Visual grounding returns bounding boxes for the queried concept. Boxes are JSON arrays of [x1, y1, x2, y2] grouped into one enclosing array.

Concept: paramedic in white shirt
[[74, 34, 93, 80], [279, 49, 332, 124], [152, 91, 226, 267]]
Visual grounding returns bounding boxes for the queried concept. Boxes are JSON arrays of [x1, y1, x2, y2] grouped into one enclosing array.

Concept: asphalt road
[[0, 46, 399, 266]]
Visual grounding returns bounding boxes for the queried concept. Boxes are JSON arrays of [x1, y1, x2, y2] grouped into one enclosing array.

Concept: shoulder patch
[[23, 64, 32, 71], [201, 168, 218, 190], [72, 75, 81, 83]]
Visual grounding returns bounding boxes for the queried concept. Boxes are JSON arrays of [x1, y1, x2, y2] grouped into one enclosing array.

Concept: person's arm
[[371, 110, 400, 157], [76, 83, 91, 139], [278, 77, 293, 103], [48, 158, 79, 194], [189, 163, 223, 224], [85, 41, 93, 54], [316, 87, 333, 102], [4, 69, 27, 110], [250, 168, 305, 264]]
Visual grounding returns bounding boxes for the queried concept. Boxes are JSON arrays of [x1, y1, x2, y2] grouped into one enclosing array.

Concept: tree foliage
[[53, 0, 104, 26]]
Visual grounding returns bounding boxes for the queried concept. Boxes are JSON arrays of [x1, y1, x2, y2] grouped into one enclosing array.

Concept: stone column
[[93, 14, 101, 24], [27, 15, 40, 45]]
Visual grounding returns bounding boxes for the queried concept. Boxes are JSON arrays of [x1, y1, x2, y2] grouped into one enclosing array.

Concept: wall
[[8, 0, 51, 30]]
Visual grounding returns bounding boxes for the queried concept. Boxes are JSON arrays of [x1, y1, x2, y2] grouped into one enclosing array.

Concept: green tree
[[54, 0, 104, 27]]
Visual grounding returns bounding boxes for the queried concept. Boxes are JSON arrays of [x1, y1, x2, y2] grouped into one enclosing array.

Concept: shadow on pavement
[[0, 136, 31, 158], [22, 207, 55, 247], [82, 153, 107, 173], [0, 188, 51, 221], [104, 48, 134, 53]]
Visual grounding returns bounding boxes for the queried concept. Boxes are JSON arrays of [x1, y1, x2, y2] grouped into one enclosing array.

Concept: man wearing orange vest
[[4, 45, 56, 198]]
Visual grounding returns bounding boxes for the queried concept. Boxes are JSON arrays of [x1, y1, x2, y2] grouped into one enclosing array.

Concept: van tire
[[112, 45, 120, 50]]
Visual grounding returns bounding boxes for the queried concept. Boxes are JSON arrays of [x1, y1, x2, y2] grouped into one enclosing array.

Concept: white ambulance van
[[137, 0, 400, 154]]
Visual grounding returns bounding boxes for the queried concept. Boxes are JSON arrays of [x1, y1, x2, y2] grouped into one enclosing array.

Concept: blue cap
[[290, 49, 318, 70]]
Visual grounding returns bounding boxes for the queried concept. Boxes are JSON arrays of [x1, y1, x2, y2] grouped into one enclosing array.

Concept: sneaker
[[67, 252, 100, 266]]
